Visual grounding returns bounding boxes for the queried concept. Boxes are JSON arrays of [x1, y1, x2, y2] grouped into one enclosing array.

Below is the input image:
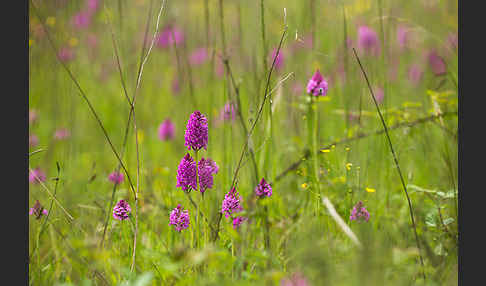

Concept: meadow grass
[[29, 0, 457, 285]]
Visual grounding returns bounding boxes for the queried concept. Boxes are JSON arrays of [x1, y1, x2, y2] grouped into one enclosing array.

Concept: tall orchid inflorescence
[[176, 111, 218, 194], [184, 110, 209, 151], [172, 111, 219, 233]]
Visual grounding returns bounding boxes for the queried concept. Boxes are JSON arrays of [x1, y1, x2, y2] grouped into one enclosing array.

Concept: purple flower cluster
[[158, 119, 175, 141], [221, 187, 243, 218], [176, 153, 219, 194], [350, 201, 370, 223], [29, 200, 48, 219], [176, 154, 197, 191], [29, 167, 46, 184], [255, 177, 272, 198], [427, 50, 446, 76], [169, 204, 190, 232], [184, 111, 209, 151], [198, 158, 219, 194], [306, 69, 329, 96], [108, 171, 124, 185], [113, 199, 131, 221]]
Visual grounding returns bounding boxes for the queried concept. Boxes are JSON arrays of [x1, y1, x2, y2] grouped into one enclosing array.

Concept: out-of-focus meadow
[[29, 0, 458, 285]]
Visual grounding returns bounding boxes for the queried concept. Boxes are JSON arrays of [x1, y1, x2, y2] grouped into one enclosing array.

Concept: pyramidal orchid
[[349, 201, 370, 223], [176, 153, 197, 191], [221, 187, 243, 218], [306, 69, 329, 96], [198, 157, 219, 194], [255, 177, 272, 198], [113, 199, 131, 221], [184, 111, 208, 151], [169, 204, 190, 232]]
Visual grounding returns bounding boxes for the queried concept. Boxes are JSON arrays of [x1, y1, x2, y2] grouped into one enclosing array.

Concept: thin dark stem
[[184, 191, 216, 234], [100, 0, 156, 249], [222, 59, 260, 185], [352, 47, 426, 281], [263, 204, 270, 250]]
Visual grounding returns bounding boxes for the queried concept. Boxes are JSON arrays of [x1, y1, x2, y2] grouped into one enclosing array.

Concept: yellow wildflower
[[365, 187, 376, 193]]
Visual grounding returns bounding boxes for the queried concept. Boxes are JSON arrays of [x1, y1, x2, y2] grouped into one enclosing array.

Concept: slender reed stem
[[352, 47, 426, 281]]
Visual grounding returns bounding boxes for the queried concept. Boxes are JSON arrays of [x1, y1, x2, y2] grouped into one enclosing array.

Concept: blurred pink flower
[[54, 128, 70, 140], [189, 48, 208, 66], [269, 48, 284, 71], [71, 11, 92, 30], [158, 119, 175, 141], [447, 32, 458, 50], [86, 0, 99, 12], [156, 25, 184, 48], [108, 171, 124, 185], [396, 25, 411, 50], [427, 50, 446, 76], [29, 109, 38, 125], [29, 134, 39, 148], [373, 86, 384, 104], [215, 57, 225, 78], [29, 167, 46, 184], [58, 47, 75, 63], [172, 76, 180, 94]]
